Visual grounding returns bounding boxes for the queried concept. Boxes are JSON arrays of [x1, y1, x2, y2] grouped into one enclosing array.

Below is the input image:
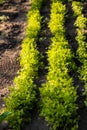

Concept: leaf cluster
[[26, 10, 41, 38], [49, 2, 66, 35], [31, 0, 43, 10], [72, 1, 83, 17]]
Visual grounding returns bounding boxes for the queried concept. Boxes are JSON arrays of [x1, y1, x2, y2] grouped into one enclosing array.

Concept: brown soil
[[0, 0, 51, 130], [0, 0, 31, 109], [0, 0, 87, 130]]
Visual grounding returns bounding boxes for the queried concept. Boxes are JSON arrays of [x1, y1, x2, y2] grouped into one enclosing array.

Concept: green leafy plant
[[5, 0, 42, 130], [26, 10, 41, 38], [40, 1, 78, 130], [72, 1, 87, 106], [75, 15, 87, 29], [49, 2, 66, 35], [31, 0, 43, 10], [72, 1, 83, 17]]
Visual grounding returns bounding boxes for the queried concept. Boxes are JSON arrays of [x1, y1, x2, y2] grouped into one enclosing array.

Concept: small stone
[[2, 104, 5, 107], [81, 88, 85, 92]]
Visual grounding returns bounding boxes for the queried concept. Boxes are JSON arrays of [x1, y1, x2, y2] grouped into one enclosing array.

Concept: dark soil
[[0, 0, 87, 130], [65, 1, 87, 130]]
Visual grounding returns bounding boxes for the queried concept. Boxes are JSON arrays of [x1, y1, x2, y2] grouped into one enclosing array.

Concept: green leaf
[[0, 112, 12, 123]]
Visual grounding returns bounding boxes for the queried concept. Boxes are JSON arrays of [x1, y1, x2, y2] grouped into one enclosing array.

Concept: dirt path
[[0, 0, 31, 110]]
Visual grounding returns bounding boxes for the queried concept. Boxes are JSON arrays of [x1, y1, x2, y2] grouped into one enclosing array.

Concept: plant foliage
[[40, 1, 78, 130], [72, 1, 87, 106], [5, 0, 42, 130]]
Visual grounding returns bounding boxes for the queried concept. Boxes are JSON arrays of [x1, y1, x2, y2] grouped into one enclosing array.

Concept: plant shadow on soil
[[1, 0, 87, 130], [24, 0, 52, 130], [65, 1, 87, 130]]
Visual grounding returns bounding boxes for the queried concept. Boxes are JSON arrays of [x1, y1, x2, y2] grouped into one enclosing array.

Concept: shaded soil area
[[0, 0, 31, 109], [65, 1, 87, 130], [0, 0, 87, 130]]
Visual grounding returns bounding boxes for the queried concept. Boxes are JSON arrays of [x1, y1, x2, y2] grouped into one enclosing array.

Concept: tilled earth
[[0, 1, 87, 130], [0, 0, 31, 109]]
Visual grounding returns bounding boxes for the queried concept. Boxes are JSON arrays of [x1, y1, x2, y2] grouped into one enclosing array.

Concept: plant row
[[72, 1, 87, 105], [5, 0, 42, 130], [40, 1, 78, 130]]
